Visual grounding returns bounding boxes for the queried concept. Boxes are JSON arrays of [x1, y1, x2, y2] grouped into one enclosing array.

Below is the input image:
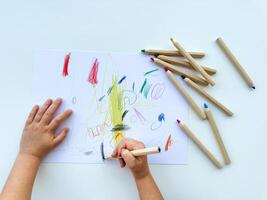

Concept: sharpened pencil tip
[[181, 75, 186, 79], [150, 57, 154, 62], [176, 119, 181, 124], [204, 103, 208, 109], [141, 49, 145, 53], [252, 86, 256, 89]]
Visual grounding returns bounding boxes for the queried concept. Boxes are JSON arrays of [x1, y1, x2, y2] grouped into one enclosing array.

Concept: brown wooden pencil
[[183, 77, 234, 116], [151, 57, 209, 86], [204, 103, 231, 165], [176, 119, 222, 169], [141, 49, 205, 58], [105, 147, 161, 160], [165, 69, 206, 120], [170, 38, 215, 86], [157, 55, 217, 75], [216, 37, 255, 89]]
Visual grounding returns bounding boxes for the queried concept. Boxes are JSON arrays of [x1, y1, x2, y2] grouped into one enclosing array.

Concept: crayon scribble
[[62, 52, 71, 77], [132, 82, 135, 91], [88, 58, 99, 86], [144, 68, 159, 76], [140, 79, 151, 98], [72, 96, 77, 104], [134, 108, 147, 124], [158, 113, 165, 122], [107, 86, 113, 95], [109, 75, 125, 145], [98, 95, 105, 102], [122, 110, 129, 120], [151, 83, 165, 100], [164, 134, 173, 151], [118, 76, 126, 84]]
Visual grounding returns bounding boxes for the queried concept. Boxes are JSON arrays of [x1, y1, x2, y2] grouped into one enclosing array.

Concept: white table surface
[[0, 0, 266, 199]]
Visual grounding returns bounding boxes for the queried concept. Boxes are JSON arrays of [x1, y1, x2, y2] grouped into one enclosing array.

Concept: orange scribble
[[164, 134, 173, 151]]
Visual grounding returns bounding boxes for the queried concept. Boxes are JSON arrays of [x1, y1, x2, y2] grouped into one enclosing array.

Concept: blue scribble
[[98, 95, 105, 101], [158, 113, 165, 122], [118, 76, 126, 84]]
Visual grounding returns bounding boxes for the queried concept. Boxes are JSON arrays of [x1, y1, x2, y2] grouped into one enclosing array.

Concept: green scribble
[[140, 79, 147, 93], [143, 82, 151, 98], [144, 68, 159, 76]]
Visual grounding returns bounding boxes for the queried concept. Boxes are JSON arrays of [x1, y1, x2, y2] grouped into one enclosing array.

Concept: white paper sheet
[[32, 50, 189, 164]]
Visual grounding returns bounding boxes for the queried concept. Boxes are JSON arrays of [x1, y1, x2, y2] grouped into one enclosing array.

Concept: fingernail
[[122, 149, 128, 156], [56, 97, 62, 102]]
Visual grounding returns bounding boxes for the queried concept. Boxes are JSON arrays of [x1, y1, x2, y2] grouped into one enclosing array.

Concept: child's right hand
[[112, 138, 150, 180]]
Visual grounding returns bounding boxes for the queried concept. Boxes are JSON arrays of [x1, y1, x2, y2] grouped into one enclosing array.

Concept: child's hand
[[19, 98, 72, 160], [112, 138, 150, 180]]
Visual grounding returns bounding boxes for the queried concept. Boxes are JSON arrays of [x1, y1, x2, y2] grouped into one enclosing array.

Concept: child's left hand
[[19, 98, 72, 160]]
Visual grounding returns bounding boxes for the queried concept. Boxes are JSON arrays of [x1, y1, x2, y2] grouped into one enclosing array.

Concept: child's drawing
[[32, 50, 189, 164]]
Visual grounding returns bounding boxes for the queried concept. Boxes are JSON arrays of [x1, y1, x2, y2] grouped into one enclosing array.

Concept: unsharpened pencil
[[157, 55, 217, 75], [151, 57, 209, 86], [170, 38, 215, 86], [165, 69, 206, 120], [176, 119, 222, 169], [141, 49, 205, 58], [183, 77, 234, 116], [216, 37, 255, 89], [204, 103, 231, 165]]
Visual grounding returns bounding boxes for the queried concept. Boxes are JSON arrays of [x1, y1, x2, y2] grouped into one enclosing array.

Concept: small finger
[[34, 99, 53, 122], [26, 105, 39, 124], [53, 128, 69, 146], [41, 98, 62, 124], [49, 109, 72, 131]]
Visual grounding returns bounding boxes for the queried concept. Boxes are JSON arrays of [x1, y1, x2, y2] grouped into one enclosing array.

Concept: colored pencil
[[105, 147, 161, 160], [141, 49, 205, 58], [176, 119, 222, 169], [183, 77, 234, 116], [216, 37, 255, 89], [170, 38, 215, 86], [204, 103, 231, 165], [157, 55, 217, 75], [151, 57, 209, 86], [165, 69, 206, 120]]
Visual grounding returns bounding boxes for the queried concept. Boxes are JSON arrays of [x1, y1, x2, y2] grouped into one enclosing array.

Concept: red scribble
[[88, 58, 99, 86], [62, 53, 71, 77], [164, 134, 173, 151]]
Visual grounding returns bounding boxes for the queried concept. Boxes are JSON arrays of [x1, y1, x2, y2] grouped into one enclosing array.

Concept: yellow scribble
[[109, 75, 125, 145]]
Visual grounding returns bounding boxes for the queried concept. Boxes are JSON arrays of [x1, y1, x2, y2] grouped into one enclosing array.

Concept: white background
[[0, 0, 266, 199]]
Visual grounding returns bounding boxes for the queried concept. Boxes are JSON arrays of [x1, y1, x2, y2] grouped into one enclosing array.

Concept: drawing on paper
[[32, 51, 189, 164], [62, 52, 71, 77]]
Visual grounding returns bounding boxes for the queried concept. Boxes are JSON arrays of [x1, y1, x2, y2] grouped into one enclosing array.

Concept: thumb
[[121, 149, 136, 168]]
